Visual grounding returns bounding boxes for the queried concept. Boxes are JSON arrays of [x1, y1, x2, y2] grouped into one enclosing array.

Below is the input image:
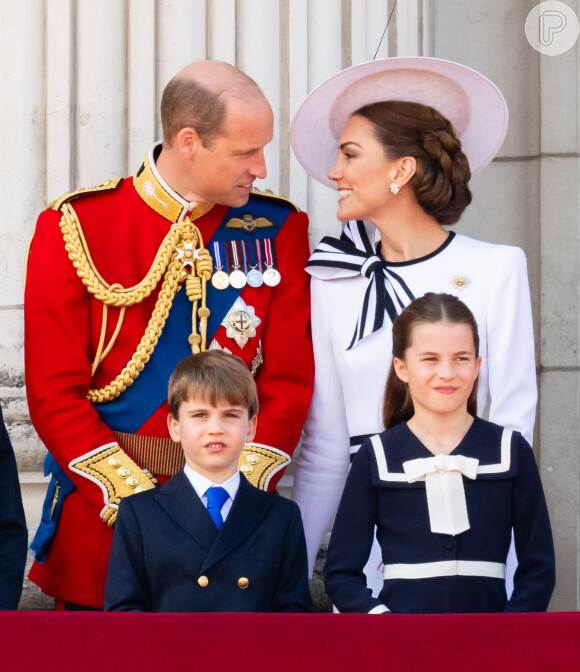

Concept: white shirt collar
[[183, 464, 241, 502]]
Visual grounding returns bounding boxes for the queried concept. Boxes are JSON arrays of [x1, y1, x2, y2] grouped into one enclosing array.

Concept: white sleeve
[[291, 277, 351, 576], [486, 246, 537, 445]]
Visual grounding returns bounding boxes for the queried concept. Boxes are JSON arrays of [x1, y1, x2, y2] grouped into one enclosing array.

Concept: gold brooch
[[451, 274, 470, 291]]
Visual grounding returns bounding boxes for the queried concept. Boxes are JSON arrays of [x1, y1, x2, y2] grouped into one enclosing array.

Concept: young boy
[[104, 351, 312, 612]]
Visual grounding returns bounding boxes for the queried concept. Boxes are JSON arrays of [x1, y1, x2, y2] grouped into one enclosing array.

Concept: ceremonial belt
[[112, 431, 184, 477]]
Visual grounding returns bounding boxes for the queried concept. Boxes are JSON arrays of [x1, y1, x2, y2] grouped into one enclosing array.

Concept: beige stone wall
[[0, 0, 578, 610]]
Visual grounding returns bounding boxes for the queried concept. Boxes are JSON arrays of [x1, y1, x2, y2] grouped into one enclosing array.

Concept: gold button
[[135, 485, 146, 493], [246, 453, 259, 465], [109, 457, 122, 468], [117, 466, 131, 478], [240, 464, 254, 474], [198, 576, 209, 588], [126, 476, 139, 488], [454, 276, 465, 287], [238, 577, 249, 589]]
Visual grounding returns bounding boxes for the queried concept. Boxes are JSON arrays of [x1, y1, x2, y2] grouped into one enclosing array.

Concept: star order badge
[[208, 340, 232, 354], [221, 297, 262, 349], [176, 240, 198, 268]]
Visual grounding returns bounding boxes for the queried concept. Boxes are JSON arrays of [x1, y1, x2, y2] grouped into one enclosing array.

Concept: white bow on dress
[[403, 454, 479, 536]]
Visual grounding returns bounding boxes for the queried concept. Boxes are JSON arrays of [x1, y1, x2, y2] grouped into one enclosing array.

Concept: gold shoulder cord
[[58, 203, 212, 403]]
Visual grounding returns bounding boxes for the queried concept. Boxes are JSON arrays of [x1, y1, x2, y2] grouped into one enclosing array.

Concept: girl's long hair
[[382, 293, 480, 429]]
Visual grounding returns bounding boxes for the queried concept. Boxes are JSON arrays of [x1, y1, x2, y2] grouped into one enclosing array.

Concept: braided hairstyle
[[354, 101, 472, 225]]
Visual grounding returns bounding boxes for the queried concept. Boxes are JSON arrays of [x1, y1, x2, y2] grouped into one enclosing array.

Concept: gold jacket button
[[198, 576, 209, 588], [126, 476, 139, 488], [108, 456, 122, 468], [117, 466, 131, 478], [237, 577, 249, 589]]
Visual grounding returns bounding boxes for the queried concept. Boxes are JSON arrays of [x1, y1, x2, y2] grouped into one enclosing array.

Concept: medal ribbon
[[240, 240, 249, 273], [213, 241, 225, 270], [223, 241, 233, 273], [255, 239, 263, 271], [247, 239, 257, 269], [231, 240, 241, 270], [264, 238, 276, 267]]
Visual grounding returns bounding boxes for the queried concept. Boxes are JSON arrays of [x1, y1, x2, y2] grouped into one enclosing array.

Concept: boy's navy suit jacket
[[104, 469, 312, 612]]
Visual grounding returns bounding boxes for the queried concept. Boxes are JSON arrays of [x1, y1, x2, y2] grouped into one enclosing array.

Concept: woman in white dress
[[290, 58, 537, 592]]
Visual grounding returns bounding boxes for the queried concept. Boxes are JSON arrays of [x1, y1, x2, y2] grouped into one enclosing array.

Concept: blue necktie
[[206, 487, 229, 530]]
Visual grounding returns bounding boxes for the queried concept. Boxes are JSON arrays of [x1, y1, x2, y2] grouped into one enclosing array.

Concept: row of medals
[[211, 240, 281, 290], [212, 264, 281, 290]]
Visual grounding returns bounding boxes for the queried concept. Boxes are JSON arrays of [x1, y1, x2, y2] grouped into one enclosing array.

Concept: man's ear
[[167, 413, 181, 444], [393, 357, 409, 383], [174, 127, 203, 159]]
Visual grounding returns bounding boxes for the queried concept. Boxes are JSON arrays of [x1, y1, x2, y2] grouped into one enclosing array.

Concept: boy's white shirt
[[183, 464, 240, 521]]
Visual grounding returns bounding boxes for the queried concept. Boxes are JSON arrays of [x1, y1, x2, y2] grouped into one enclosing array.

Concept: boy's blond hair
[[168, 351, 259, 419]]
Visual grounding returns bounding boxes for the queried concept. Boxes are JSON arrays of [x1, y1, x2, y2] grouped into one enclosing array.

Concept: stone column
[[431, 0, 579, 611]]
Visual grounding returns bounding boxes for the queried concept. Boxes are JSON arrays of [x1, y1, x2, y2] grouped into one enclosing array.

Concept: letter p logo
[[539, 10, 567, 46], [526, 1, 579, 55]]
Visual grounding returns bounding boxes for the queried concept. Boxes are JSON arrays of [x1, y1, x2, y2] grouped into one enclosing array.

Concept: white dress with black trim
[[292, 221, 537, 576], [324, 418, 555, 614]]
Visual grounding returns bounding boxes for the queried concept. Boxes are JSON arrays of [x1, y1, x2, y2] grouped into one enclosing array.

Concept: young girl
[[324, 293, 555, 614]]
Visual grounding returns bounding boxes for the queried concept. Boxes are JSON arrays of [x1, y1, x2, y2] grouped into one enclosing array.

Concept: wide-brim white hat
[[291, 57, 508, 188]]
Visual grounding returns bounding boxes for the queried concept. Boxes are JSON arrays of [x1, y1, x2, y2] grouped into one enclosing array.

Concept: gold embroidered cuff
[[238, 443, 291, 491], [70, 445, 157, 526]]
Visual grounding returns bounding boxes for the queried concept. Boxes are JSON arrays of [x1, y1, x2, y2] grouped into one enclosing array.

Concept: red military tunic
[[25, 144, 314, 607]]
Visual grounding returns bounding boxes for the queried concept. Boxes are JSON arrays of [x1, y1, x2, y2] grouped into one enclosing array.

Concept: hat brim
[[291, 57, 508, 188]]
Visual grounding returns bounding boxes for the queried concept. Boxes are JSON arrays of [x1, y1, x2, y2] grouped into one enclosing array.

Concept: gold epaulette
[[250, 188, 301, 213], [238, 443, 291, 490], [45, 177, 123, 212]]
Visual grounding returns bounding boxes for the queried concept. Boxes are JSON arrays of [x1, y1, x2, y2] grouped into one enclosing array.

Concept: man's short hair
[[160, 63, 263, 147], [168, 350, 259, 419]]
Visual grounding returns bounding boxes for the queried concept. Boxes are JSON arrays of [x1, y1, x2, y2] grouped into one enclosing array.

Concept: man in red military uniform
[[25, 61, 314, 609]]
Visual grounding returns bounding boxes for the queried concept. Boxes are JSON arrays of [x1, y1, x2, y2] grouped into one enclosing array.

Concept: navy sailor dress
[[324, 417, 555, 614]]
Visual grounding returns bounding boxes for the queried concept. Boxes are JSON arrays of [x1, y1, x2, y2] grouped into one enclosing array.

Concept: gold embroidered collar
[[133, 143, 214, 223]]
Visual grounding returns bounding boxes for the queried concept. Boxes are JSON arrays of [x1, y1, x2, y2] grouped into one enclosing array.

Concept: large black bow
[[306, 220, 416, 349]]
